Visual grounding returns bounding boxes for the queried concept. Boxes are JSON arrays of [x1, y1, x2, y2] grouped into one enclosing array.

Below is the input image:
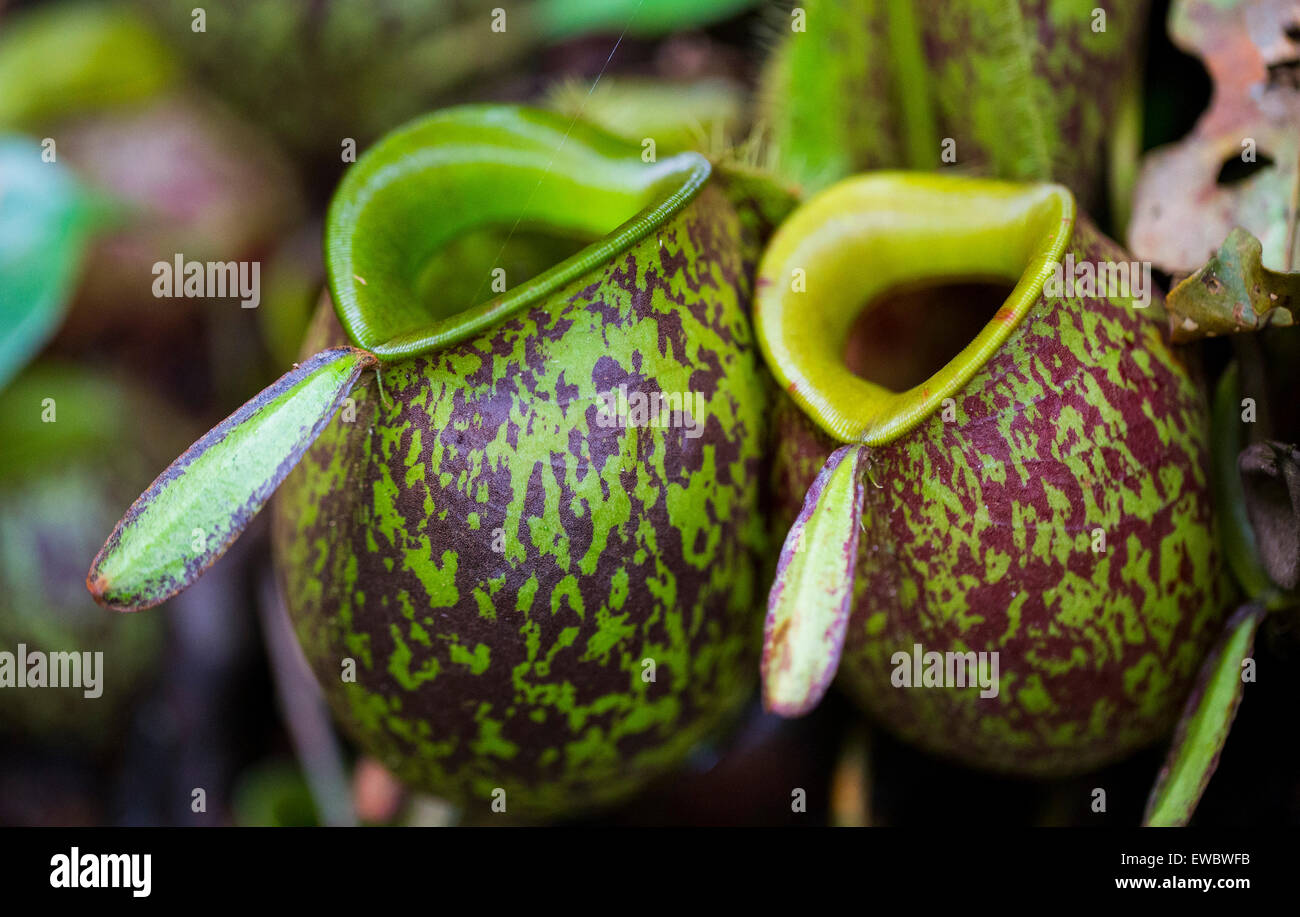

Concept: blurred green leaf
[[536, 0, 760, 39], [0, 1, 179, 130], [0, 137, 109, 390], [232, 761, 320, 827], [544, 77, 746, 154], [0, 363, 135, 480]]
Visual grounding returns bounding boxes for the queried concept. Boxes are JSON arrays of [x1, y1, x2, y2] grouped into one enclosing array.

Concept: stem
[[257, 572, 356, 827]]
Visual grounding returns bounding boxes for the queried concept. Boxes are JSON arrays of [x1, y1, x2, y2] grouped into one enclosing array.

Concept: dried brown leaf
[[1131, 0, 1300, 278]]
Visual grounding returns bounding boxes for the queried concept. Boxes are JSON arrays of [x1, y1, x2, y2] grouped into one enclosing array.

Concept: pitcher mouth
[[754, 172, 1076, 445], [324, 104, 712, 361]]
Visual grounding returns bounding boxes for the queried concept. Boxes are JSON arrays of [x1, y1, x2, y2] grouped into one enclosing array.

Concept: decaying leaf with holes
[[1130, 0, 1300, 309]]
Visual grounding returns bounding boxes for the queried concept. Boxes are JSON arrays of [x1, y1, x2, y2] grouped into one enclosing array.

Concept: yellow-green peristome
[[756, 173, 1075, 445], [761, 173, 1232, 777], [325, 105, 713, 359], [275, 105, 774, 814]]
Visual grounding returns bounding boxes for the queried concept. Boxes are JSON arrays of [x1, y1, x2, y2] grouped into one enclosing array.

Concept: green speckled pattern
[[273, 183, 770, 814], [922, 0, 1147, 205], [760, 0, 1147, 210], [775, 218, 1232, 775]]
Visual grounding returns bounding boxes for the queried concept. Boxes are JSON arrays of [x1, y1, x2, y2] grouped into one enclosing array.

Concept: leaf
[[87, 347, 376, 611], [0, 2, 179, 130], [534, 0, 761, 39], [1238, 441, 1300, 591], [1211, 363, 1276, 601], [1166, 228, 1297, 343], [762, 443, 868, 716], [1143, 603, 1265, 827], [543, 76, 747, 155], [1131, 0, 1300, 276], [0, 362, 169, 482], [0, 137, 109, 390]]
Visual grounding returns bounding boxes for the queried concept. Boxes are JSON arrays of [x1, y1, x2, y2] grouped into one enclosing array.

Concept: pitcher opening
[[754, 172, 1075, 445], [325, 104, 712, 359]]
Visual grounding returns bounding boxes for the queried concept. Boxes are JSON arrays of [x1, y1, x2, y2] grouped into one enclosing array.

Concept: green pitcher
[[90, 105, 778, 815], [758, 172, 1231, 776]]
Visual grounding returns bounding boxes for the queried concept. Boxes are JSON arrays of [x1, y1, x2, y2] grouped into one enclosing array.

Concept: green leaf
[[87, 347, 376, 611], [0, 363, 142, 481], [0, 2, 179, 130], [1143, 603, 1265, 827], [543, 76, 746, 155], [762, 444, 868, 715], [535, 0, 760, 39], [0, 137, 108, 390], [1165, 229, 1297, 343]]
